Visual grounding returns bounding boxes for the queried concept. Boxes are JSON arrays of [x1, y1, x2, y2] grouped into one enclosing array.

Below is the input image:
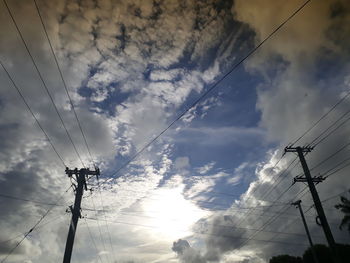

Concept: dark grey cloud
[[172, 239, 206, 263]]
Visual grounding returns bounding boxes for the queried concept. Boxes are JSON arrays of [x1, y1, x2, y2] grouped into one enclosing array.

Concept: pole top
[[291, 200, 302, 206], [65, 167, 100, 177], [284, 145, 314, 153]]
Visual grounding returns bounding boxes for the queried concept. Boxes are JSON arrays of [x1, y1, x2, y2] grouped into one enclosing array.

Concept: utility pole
[[63, 167, 100, 263], [292, 200, 319, 263], [285, 146, 340, 263]]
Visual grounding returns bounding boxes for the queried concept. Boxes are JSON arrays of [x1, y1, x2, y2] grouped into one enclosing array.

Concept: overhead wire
[[98, 0, 312, 183], [83, 207, 304, 222], [249, 109, 350, 238], [0, 60, 66, 168], [322, 156, 350, 179], [98, 189, 117, 263], [309, 141, 350, 172], [264, 188, 350, 247], [102, 184, 290, 205], [82, 204, 322, 238], [2, 0, 86, 167], [0, 193, 70, 207], [87, 193, 110, 263], [32, 0, 96, 168], [84, 217, 309, 248], [233, 156, 298, 228], [0, 186, 71, 263], [83, 218, 104, 263], [320, 189, 349, 204], [291, 91, 350, 146], [242, 183, 295, 229], [0, 214, 66, 245], [241, 176, 350, 250], [1, 0, 333, 260], [236, 185, 310, 250], [311, 110, 350, 148], [95, 181, 115, 263], [259, 157, 299, 201]]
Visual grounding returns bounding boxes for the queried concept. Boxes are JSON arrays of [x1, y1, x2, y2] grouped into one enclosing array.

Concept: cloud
[[172, 239, 190, 255], [195, 161, 216, 175], [175, 126, 266, 147], [174, 157, 191, 171], [182, 1, 350, 262], [172, 239, 206, 263], [161, 1, 350, 262], [2, 0, 349, 262]]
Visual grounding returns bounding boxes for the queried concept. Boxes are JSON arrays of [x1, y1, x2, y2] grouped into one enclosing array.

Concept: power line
[[264, 188, 350, 247], [292, 92, 350, 146], [83, 203, 316, 221], [0, 187, 71, 263], [233, 156, 297, 228], [291, 115, 350, 177], [88, 194, 110, 263], [99, 0, 311, 182], [0, 193, 69, 207], [0, 60, 66, 167], [3, 0, 86, 167], [309, 142, 350, 172], [322, 156, 350, 179], [84, 217, 309, 248], [260, 157, 299, 200], [83, 205, 320, 238], [245, 183, 295, 229], [312, 110, 350, 147], [0, 214, 64, 245], [98, 185, 290, 205], [309, 109, 350, 146], [321, 189, 349, 204], [0, 190, 290, 217], [32, 0, 96, 167], [96, 179, 116, 263], [83, 218, 104, 263], [236, 186, 310, 250]]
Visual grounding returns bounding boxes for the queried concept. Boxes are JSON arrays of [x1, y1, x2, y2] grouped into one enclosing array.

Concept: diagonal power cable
[[0, 187, 71, 263], [3, 0, 86, 167], [100, 0, 312, 182], [0, 60, 66, 168], [32, 0, 96, 167]]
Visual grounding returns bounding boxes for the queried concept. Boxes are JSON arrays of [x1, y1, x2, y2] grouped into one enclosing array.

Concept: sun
[[141, 186, 208, 240]]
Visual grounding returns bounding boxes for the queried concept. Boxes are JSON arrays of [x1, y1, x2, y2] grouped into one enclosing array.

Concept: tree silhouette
[[269, 254, 302, 263], [335, 193, 350, 233], [303, 244, 331, 263], [270, 244, 350, 263]]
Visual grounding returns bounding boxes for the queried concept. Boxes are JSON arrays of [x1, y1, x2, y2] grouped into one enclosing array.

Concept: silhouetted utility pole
[[292, 200, 319, 263], [63, 167, 100, 263], [285, 146, 340, 263]]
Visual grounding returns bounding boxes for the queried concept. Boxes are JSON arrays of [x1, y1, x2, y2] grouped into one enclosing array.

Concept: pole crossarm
[[285, 145, 314, 153], [65, 167, 100, 177], [293, 175, 325, 184]]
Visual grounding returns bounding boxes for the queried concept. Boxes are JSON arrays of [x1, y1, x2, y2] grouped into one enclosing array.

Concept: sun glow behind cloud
[[141, 186, 209, 240]]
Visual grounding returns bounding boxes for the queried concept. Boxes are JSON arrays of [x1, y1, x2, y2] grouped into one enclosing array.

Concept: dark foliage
[[270, 243, 350, 263], [335, 194, 350, 233], [303, 244, 331, 263], [269, 254, 302, 263]]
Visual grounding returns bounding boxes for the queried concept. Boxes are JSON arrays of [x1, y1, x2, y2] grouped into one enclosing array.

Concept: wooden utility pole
[[63, 167, 100, 263], [285, 146, 340, 263], [292, 200, 319, 263]]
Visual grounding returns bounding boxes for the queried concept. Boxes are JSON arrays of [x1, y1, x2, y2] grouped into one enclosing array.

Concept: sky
[[0, 0, 350, 262]]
